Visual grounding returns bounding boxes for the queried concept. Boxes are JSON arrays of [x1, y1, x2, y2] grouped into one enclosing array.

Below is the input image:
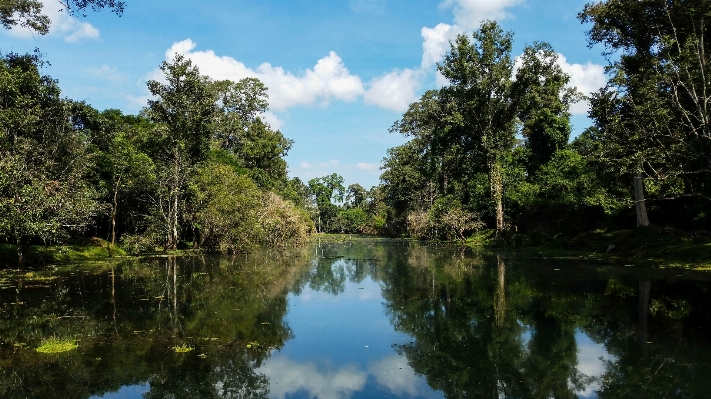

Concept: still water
[[1, 238, 710, 398]]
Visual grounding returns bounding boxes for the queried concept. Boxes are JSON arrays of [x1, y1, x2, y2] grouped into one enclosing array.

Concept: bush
[[407, 197, 484, 241], [258, 192, 313, 248]]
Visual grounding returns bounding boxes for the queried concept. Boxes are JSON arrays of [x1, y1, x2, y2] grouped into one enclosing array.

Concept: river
[[0, 237, 709, 398]]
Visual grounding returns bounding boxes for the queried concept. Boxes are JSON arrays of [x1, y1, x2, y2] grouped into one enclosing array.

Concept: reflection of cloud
[[576, 332, 616, 398], [258, 355, 436, 399], [258, 357, 367, 399], [369, 356, 421, 397]]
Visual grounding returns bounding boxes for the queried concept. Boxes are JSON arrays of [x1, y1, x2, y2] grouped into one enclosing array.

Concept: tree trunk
[[110, 177, 121, 257], [490, 161, 505, 233], [633, 174, 650, 227], [16, 235, 26, 266]]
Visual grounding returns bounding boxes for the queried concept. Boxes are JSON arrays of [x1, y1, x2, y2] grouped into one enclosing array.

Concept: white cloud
[[356, 162, 380, 172], [157, 39, 364, 112], [421, 23, 463, 69], [87, 65, 127, 83], [260, 111, 285, 130], [300, 160, 341, 170], [7, 1, 100, 42], [369, 356, 422, 397], [435, 70, 450, 87], [556, 54, 607, 115], [258, 357, 367, 399], [363, 68, 421, 112], [258, 355, 437, 399], [576, 340, 614, 397], [441, 0, 524, 30]]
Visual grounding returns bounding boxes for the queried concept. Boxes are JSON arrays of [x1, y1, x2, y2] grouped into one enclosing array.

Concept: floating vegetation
[[36, 338, 78, 353], [172, 344, 194, 353]]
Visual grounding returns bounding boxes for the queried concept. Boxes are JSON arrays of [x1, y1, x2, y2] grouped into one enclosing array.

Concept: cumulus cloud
[[356, 162, 380, 172], [7, 0, 100, 42], [420, 0, 523, 71], [556, 53, 607, 115], [369, 356, 423, 397], [421, 23, 464, 69], [260, 111, 285, 130], [157, 39, 364, 112], [364, 68, 421, 112], [257, 355, 437, 399], [441, 0, 525, 30], [258, 357, 367, 399]]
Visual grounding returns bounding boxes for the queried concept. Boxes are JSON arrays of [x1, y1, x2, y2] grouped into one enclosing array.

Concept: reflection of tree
[[144, 346, 269, 399], [590, 278, 711, 399], [307, 259, 347, 295], [382, 255, 527, 397], [0, 247, 311, 399], [381, 251, 595, 399]]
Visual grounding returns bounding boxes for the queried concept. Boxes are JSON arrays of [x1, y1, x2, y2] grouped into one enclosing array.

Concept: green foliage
[[35, 338, 78, 353], [334, 207, 369, 234], [407, 197, 484, 241], [0, 52, 102, 258], [259, 191, 313, 248], [189, 164, 262, 253]]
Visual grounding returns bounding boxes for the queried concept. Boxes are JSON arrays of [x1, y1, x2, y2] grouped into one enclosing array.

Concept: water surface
[[1, 238, 710, 398]]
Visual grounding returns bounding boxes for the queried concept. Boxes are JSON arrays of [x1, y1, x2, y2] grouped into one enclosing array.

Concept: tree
[[308, 173, 345, 232], [147, 54, 216, 249], [580, 0, 711, 227], [0, 52, 100, 260], [104, 132, 155, 254], [515, 42, 580, 175], [345, 183, 366, 208], [1, 0, 125, 35], [211, 78, 269, 151], [437, 21, 520, 233]]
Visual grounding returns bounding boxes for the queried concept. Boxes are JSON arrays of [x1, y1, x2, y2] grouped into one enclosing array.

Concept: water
[[1, 238, 710, 398]]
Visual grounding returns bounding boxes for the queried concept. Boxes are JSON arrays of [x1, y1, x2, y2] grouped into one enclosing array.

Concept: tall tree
[[437, 21, 519, 233], [147, 54, 216, 249], [515, 42, 580, 175], [580, 0, 711, 226]]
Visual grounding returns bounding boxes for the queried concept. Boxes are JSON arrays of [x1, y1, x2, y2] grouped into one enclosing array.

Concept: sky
[[1, 0, 610, 189]]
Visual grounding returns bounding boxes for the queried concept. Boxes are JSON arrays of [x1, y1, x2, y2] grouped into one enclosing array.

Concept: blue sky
[[1, 0, 609, 189]]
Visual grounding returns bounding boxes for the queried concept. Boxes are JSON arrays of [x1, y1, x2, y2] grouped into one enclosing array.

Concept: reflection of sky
[[89, 383, 148, 399], [575, 330, 616, 398], [258, 275, 442, 399]]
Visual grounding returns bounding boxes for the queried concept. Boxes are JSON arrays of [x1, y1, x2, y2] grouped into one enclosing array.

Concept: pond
[[1, 237, 710, 399]]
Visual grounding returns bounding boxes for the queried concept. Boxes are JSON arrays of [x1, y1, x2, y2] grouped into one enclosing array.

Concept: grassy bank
[[0, 238, 127, 266], [467, 226, 711, 268]]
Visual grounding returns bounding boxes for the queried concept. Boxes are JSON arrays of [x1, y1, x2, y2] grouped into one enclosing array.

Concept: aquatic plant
[[36, 338, 78, 353]]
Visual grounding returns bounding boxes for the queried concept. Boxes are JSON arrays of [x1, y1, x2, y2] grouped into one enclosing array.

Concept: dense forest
[[1, 0, 710, 260], [0, 51, 317, 259], [378, 3, 711, 242]]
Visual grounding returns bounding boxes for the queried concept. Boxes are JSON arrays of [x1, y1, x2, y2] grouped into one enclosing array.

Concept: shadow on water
[[0, 238, 710, 398]]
